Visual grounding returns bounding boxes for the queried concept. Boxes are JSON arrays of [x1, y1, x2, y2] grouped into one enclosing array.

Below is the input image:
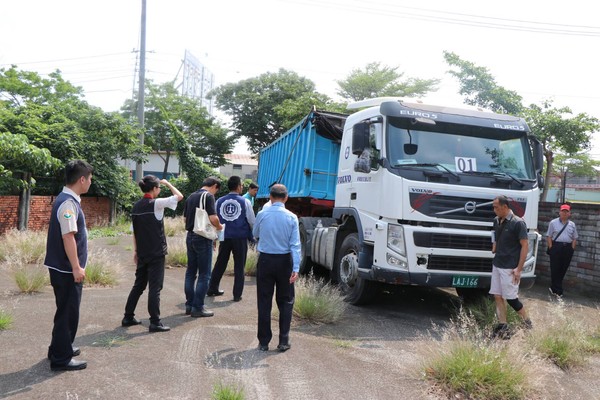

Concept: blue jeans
[[185, 232, 213, 311]]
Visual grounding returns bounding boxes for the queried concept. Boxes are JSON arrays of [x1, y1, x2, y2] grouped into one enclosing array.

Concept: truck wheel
[[298, 222, 313, 275], [455, 287, 490, 304], [335, 233, 378, 305]]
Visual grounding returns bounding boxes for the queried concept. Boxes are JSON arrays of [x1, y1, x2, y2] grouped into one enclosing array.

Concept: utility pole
[[135, 0, 147, 180]]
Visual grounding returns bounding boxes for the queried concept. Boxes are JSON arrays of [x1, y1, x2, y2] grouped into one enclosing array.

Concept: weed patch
[[166, 237, 187, 267], [0, 309, 13, 330], [211, 380, 245, 400]]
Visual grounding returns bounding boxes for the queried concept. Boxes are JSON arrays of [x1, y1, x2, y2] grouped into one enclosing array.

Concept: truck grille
[[409, 193, 526, 222], [414, 232, 491, 251], [427, 256, 492, 273]]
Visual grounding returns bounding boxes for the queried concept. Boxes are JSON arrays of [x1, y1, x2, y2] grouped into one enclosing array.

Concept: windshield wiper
[[493, 172, 524, 187], [397, 163, 461, 181]]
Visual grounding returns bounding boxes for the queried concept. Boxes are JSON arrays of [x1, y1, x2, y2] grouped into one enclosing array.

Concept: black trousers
[[549, 243, 574, 296], [124, 256, 165, 325], [256, 253, 294, 346], [209, 238, 248, 299], [48, 268, 83, 366]]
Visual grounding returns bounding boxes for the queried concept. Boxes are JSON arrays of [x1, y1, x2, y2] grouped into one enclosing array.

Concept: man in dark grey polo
[[490, 195, 532, 339]]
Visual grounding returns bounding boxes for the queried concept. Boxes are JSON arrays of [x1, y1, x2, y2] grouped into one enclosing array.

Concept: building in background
[[119, 151, 181, 180], [218, 154, 258, 182]]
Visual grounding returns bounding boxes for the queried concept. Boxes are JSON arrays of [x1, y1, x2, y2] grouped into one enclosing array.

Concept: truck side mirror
[[352, 122, 370, 155]]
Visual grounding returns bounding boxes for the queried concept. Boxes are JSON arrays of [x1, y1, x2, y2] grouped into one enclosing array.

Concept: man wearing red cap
[[546, 204, 578, 298]]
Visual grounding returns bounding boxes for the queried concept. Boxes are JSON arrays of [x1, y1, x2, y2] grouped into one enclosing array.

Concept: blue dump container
[[256, 110, 347, 201]]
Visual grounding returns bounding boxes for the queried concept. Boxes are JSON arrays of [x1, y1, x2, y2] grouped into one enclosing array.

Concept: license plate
[[452, 275, 479, 288]]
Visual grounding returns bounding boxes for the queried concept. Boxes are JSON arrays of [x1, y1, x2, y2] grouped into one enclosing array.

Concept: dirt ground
[[1, 235, 600, 400]]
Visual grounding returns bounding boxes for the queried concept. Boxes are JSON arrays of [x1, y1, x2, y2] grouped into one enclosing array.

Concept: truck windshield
[[386, 121, 536, 180]]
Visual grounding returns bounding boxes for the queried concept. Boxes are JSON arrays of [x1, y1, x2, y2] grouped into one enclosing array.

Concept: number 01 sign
[[455, 157, 477, 172]]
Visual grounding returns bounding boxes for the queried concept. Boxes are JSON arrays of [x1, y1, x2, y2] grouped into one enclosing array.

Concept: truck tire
[[455, 287, 490, 303], [335, 233, 378, 305], [298, 221, 313, 275]]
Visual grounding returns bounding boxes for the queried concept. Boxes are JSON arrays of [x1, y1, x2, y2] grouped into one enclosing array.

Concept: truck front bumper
[[358, 266, 536, 289]]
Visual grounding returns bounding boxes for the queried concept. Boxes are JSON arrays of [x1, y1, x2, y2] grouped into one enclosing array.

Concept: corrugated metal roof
[[224, 154, 258, 165]]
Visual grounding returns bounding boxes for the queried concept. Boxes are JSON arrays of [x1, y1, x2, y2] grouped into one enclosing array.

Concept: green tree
[[0, 66, 143, 206], [523, 101, 599, 201], [211, 68, 340, 154], [443, 52, 523, 115], [442, 53, 600, 201], [0, 132, 61, 193], [336, 62, 439, 102], [122, 81, 233, 174]]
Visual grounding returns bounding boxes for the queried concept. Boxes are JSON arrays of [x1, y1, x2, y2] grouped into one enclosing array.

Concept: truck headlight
[[387, 224, 406, 257]]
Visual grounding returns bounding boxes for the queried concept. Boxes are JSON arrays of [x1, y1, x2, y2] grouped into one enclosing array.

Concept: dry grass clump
[[293, 276, 347, 324], [0, 229, 46, 266], [84, 249, 118, 286]]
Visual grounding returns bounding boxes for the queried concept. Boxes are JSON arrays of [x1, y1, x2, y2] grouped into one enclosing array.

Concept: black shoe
[[149, 323, 170, 333], [206, 290, 225, 297], [48, 347, 81, 360], [258, 344, 269, 351], [233, 296, 242, 302], [185, 306, 192, 315], [491, 323, 511, 340], [121, 317, 142, 327], [51, 359, 87, 371], [190, 307, 214, 318], [277, 343, 291, 352]]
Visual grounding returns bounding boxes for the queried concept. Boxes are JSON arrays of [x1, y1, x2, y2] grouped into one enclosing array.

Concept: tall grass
[[87, 216, 131, 240], [425, 340, 529, 399], [424, 307, 532, 399], [84, 249, 118, 286], [527, 304, 592, 370], [14, 266, 49, 293], [244, 247, 258, 276], [293, 276, 347, 324], [0, 309, 14, 330], [166, 237, 187, 267], [163, 217, 186, 237], [0, 229, 46, 266], [460, 297, 524, 335]]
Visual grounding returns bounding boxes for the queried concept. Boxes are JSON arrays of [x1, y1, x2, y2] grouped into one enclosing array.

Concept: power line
[[281, 0, 600, 36]]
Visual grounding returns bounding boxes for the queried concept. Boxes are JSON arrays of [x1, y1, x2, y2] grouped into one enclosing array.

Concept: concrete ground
[[1, 236, 599, 399]]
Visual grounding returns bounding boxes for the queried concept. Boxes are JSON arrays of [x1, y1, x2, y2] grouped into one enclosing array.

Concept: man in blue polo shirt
[[253, 184, 300, 352], [45, 160, 93, 371]]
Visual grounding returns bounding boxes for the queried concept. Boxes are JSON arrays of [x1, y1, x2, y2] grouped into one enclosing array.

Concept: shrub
[[293, 277, 347, 324], [14, 266, 49, 293], [0, 229, 46, 265], [211, 381, 245, 400], [84, 250, 117, 286], [0, 309, 13, 330]]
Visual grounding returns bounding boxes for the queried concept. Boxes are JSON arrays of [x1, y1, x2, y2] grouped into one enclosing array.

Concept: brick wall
[[0, 196, 19, 235], [0, 195, 111, 235], [537, 202, 600, 297]]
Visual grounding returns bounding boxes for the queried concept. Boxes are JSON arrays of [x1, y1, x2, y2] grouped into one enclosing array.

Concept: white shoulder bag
[[193, 191, 218, 240]]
